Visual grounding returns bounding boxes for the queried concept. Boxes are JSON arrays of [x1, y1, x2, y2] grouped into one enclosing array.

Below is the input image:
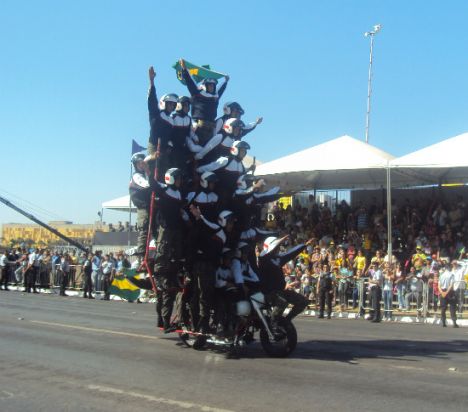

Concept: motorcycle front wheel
[[260, 319, 297, 358]]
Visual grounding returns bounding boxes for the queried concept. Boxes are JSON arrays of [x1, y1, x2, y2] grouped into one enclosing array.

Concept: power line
[[0, 188, 66, 222]]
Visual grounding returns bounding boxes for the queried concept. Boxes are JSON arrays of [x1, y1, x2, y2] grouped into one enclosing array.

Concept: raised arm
[[242, 117, 263, 137], [217, 75, 229, 98], [189, 205, 221, 235], [180, 59, 199, 96], [147, 66, 160, 120]]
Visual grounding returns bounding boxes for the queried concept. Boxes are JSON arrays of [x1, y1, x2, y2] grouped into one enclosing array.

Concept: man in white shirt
[[0, 250, 10, 291], [438, 266, 459, 328], [452, 260, 467, 313], [25, 249, 39, 293]]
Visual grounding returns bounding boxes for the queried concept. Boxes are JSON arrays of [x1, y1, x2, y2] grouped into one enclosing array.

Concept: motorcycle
[[176, 291, 298, 358], [128, 270, 298, 357]]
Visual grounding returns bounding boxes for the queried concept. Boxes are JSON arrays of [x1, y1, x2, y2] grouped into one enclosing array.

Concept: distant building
[[1, 221, 107, 248], [93, 231, 138, 254]]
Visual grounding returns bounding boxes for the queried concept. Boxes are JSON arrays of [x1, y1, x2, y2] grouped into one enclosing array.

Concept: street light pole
[[364, 24, 382, 144]]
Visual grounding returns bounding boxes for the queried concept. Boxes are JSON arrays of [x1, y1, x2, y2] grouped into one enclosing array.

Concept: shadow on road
[[171, 337, 468, 362], [278, 338, 468, 362]]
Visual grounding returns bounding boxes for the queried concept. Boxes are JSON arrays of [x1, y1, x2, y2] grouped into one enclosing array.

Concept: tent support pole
[[386, 164, 392, 265]]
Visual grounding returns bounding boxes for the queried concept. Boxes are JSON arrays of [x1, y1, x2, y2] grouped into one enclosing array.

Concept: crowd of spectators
[[258, 194, 468, 319], [0, 247, 135, 300]]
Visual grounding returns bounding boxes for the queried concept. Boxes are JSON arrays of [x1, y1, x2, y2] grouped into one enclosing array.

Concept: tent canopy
[[102, 195, 136, 212], [390, 132, 468, 186], [255, 135, 395, 191]]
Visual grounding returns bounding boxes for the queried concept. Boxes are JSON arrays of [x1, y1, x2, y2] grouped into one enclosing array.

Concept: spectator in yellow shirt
[[354, 249, 367, 272], [411, 246, 426, 271], [371, 250, 384, 268]]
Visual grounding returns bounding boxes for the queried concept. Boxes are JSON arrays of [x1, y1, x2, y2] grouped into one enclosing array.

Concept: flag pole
[[128, 159, 132, 247]]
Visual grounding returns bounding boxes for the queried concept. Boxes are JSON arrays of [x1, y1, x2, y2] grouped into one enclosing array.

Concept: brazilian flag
[[108, 269, 142, 302], [172, 59, 225, 85]]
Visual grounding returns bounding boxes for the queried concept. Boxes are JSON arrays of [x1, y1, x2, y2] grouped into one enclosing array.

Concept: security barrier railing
[[304, 276, 467, 320]]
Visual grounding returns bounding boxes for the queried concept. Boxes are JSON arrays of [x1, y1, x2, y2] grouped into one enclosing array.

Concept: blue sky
[[1, 0, 467, 225]]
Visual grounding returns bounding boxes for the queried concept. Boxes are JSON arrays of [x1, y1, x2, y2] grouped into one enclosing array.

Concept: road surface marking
[[0, 390, 14, 400], [29, 320, 161, 340], [87, 384, 235, 412]]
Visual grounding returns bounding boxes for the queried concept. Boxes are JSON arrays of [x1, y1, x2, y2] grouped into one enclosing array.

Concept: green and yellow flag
[[172, 59, 225, 85], [108, 269, 142, 302]]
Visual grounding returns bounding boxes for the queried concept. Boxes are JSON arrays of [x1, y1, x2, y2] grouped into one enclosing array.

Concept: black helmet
[[200, 78, 218, 92], [223, 118, 245, 135], [131, 152, 145, 166], [223, 102, 245, 116], [176, 96, 191, 112], [236, 173, 256, 190], [202, 78, 218, 85], [230, 140, 250, 157]]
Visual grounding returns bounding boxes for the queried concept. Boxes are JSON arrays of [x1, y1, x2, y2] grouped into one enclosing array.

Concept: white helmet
[[223, 118, 245, 135], [218, 210, 234, 228], [236, 300, 251, 317], [176, 96, 191, 112], [260, 236, 286, 257], [159, 93, 178, 110], [230, 140, 250, 157], [236, 174, 256, 190], [200, 171, 218, 189], [164, 168, 182, 186]]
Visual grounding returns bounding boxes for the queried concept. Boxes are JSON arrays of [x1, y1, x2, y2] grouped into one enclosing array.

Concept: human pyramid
[[129, 59, 311, 335]]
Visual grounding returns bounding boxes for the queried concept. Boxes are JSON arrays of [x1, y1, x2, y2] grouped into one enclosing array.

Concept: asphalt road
[[1, 291, 467, 412]]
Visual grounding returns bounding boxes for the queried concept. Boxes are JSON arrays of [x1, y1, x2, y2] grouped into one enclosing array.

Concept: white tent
[[255, 135, 395, 191], [102, 195, 136, 212], [390, 132, 468, 185]]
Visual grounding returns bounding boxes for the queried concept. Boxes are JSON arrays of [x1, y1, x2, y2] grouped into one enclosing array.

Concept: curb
[[300, 309, 467, 326]]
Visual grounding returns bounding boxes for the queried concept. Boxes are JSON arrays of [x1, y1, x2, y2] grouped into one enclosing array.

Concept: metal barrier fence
[[303, 277, 467, 320], [53, 264, 84, 289], [5, 262, 106, 292]]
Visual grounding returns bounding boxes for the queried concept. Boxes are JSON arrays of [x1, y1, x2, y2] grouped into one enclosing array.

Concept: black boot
[[163, 319, 176, 334]]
